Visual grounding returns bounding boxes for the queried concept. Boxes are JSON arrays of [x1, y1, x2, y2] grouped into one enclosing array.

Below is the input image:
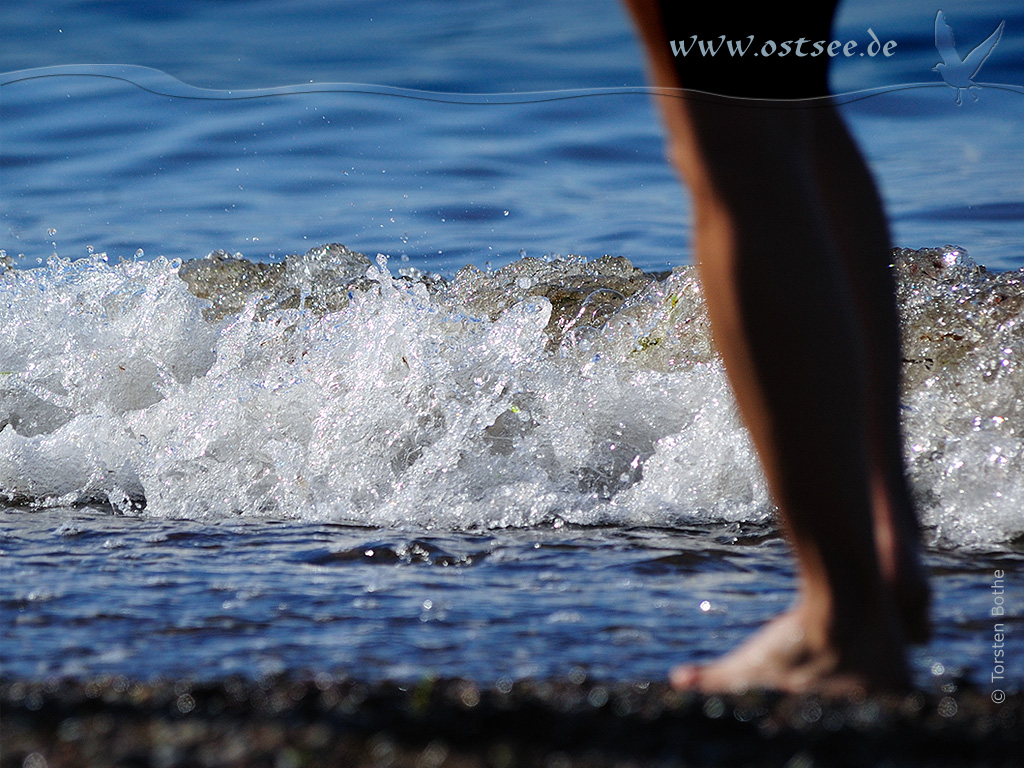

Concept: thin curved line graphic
[[4, 64, 1020, 107]]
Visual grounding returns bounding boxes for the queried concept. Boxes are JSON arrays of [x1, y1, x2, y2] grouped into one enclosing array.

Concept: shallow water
[[2, 246, 1023, 687], [2, 0, 1023, 690], [3, 506, 1021, 688]]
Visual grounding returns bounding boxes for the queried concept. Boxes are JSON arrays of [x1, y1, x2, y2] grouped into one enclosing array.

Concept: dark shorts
[[655, 2, 840, 100]]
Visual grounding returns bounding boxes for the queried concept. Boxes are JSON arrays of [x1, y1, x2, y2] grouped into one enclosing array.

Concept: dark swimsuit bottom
[[654, 2, 840, 100]]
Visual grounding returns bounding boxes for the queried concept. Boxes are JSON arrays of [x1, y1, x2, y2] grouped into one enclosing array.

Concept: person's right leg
[[808, 109, 930, 644]]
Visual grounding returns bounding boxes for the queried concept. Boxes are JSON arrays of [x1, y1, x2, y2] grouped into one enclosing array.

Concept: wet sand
[[3, 677, 1019, 767]]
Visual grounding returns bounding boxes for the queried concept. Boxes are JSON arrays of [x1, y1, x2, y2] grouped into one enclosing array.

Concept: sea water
[[2, 245, 1022, 684], [2, 0, 1023, 686]]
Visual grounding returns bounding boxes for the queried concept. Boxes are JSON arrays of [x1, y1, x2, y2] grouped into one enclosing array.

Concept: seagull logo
[[932, 11, 1005, 105]]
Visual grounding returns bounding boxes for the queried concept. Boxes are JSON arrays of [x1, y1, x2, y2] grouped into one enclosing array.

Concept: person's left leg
[[659, 99, 911, 695], [622, 0, 917, 694]]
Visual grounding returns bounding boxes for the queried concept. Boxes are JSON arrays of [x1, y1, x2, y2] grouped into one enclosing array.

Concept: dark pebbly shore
[[2, 677, 1020, 768]]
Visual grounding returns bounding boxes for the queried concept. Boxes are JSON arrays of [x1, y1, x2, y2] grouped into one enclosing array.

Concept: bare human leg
[[808, 110, 930, 644], [622, 0, 928, 694], [667, 100, 911, 695]]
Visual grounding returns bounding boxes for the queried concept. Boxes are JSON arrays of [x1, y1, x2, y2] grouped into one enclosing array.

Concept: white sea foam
[[1, 246, 1021, 548]]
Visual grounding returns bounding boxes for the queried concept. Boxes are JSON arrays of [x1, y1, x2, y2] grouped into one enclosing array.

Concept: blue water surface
[[2, 0, 1023, 689], [2, 0, 1022, 272]]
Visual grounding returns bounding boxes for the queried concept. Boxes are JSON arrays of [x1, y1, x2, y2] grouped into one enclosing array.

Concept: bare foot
[[670, 604, 912, 697]]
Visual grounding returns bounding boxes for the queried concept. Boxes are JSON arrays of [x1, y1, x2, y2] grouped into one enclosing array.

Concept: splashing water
[[1, 245, 1021, 547]]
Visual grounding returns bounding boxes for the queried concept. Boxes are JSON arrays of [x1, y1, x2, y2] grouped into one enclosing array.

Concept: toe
[[669, 664, 702, 691]]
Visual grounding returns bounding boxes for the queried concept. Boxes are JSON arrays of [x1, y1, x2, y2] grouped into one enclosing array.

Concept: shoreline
[[3, 676, 1020, 767]]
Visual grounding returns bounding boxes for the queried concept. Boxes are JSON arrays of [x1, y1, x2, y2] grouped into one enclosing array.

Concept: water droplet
[[176, 694, 196, 714], [135, 249, 145, 258], [937, 696, 958, 718], [702, 697, 725, 719], [458, 684, 480, 708], [699, 600, 711, 612], [47, 228, 57, 237]]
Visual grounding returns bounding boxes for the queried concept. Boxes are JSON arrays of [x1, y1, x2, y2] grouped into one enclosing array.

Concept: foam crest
[[1, 245, 1021, 547], [894, 247, 1024, 547]]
